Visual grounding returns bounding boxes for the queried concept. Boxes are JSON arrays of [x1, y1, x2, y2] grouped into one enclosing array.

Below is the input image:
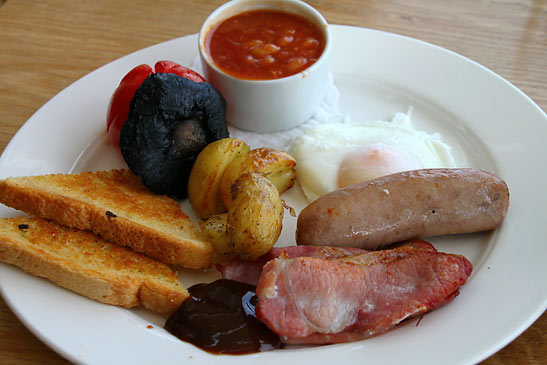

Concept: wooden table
[[0, 0, 545, 363]]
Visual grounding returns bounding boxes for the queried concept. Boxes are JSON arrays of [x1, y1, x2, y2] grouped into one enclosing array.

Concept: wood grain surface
[[0, 0, 545, 363]]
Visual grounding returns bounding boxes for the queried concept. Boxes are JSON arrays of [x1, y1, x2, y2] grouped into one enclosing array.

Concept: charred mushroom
[[120, 73, 229, 198]]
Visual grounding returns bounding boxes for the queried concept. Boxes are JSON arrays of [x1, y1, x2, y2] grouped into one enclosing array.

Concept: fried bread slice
[[0, 169, 213, 268], [0, 217, 188, 315]]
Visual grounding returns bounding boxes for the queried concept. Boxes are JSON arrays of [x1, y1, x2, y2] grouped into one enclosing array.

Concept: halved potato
[[219, 147, 296, 209], [227, 173, 283, 260], [188, 138, 250, 218]]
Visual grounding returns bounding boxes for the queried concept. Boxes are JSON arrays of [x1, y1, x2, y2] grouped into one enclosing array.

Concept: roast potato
[[227, 172, 284, 260], [198, 213, 234, 260], [188, 138, 250, 218], [219, 148, 296, 209]]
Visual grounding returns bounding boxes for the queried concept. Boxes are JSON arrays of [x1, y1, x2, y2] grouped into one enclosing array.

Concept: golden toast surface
[[0, 169, 213, 268], [0, 217, 188, 315]]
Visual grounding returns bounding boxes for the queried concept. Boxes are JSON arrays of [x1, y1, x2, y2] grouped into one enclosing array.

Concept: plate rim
[[1, 24, 546, 364]]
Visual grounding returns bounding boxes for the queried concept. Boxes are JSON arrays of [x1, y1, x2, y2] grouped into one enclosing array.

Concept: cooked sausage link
[[296, 168, 509, 249]]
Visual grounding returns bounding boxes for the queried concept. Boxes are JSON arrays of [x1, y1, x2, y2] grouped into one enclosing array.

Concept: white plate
[[1, 25, 546, 364]]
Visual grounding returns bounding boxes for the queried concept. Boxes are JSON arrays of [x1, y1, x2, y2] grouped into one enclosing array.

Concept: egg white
[[289, 113, 456, 201]]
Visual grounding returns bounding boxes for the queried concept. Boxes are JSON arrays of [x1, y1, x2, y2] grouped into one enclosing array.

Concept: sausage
[[296, 168, 509, 249]]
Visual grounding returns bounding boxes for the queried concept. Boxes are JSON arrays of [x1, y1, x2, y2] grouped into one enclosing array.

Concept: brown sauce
[[164, 279, 284, 354]]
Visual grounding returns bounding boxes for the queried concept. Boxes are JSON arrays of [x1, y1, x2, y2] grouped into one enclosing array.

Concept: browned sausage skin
[[296, 168, 510, 249]]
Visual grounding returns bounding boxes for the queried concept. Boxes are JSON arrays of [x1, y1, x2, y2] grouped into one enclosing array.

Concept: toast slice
[[0, 217, 188, 315], [0, 169, 213, 269]]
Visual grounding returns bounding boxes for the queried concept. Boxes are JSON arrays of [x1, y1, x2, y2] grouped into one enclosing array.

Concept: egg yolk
[[337, 144, 421, 188]]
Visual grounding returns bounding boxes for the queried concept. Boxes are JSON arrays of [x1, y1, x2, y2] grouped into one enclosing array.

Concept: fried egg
[[289, 112, 456, 201]]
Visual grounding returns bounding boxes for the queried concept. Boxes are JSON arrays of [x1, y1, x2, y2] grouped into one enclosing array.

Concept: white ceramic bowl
[[198, 0, 331, 133]]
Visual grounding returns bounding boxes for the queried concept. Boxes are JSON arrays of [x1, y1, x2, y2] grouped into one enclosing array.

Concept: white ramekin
[[198, 0, 331, 133]]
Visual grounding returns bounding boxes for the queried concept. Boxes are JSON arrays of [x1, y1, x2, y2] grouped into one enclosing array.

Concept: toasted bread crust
[[0, 169, 213, 268], [0, 217, 188, 315]]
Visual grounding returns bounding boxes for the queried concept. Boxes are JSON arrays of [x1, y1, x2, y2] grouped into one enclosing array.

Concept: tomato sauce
[[206, 10, 325, 80]]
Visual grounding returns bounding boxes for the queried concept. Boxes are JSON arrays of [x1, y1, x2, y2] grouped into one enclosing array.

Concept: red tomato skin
[[154, 61, 206, 83], [106, 64, 153, 146]]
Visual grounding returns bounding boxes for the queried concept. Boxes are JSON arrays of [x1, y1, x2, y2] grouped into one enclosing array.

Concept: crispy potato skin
[[188, 138, 250, 219], [227, 173, 283, 261], [219, 148, 296, 209], [198, 213, 235, 261], [189, 142, 292, 261]]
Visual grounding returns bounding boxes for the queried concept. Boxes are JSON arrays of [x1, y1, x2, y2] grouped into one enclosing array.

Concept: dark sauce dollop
[[164, 279, 284, 354]]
